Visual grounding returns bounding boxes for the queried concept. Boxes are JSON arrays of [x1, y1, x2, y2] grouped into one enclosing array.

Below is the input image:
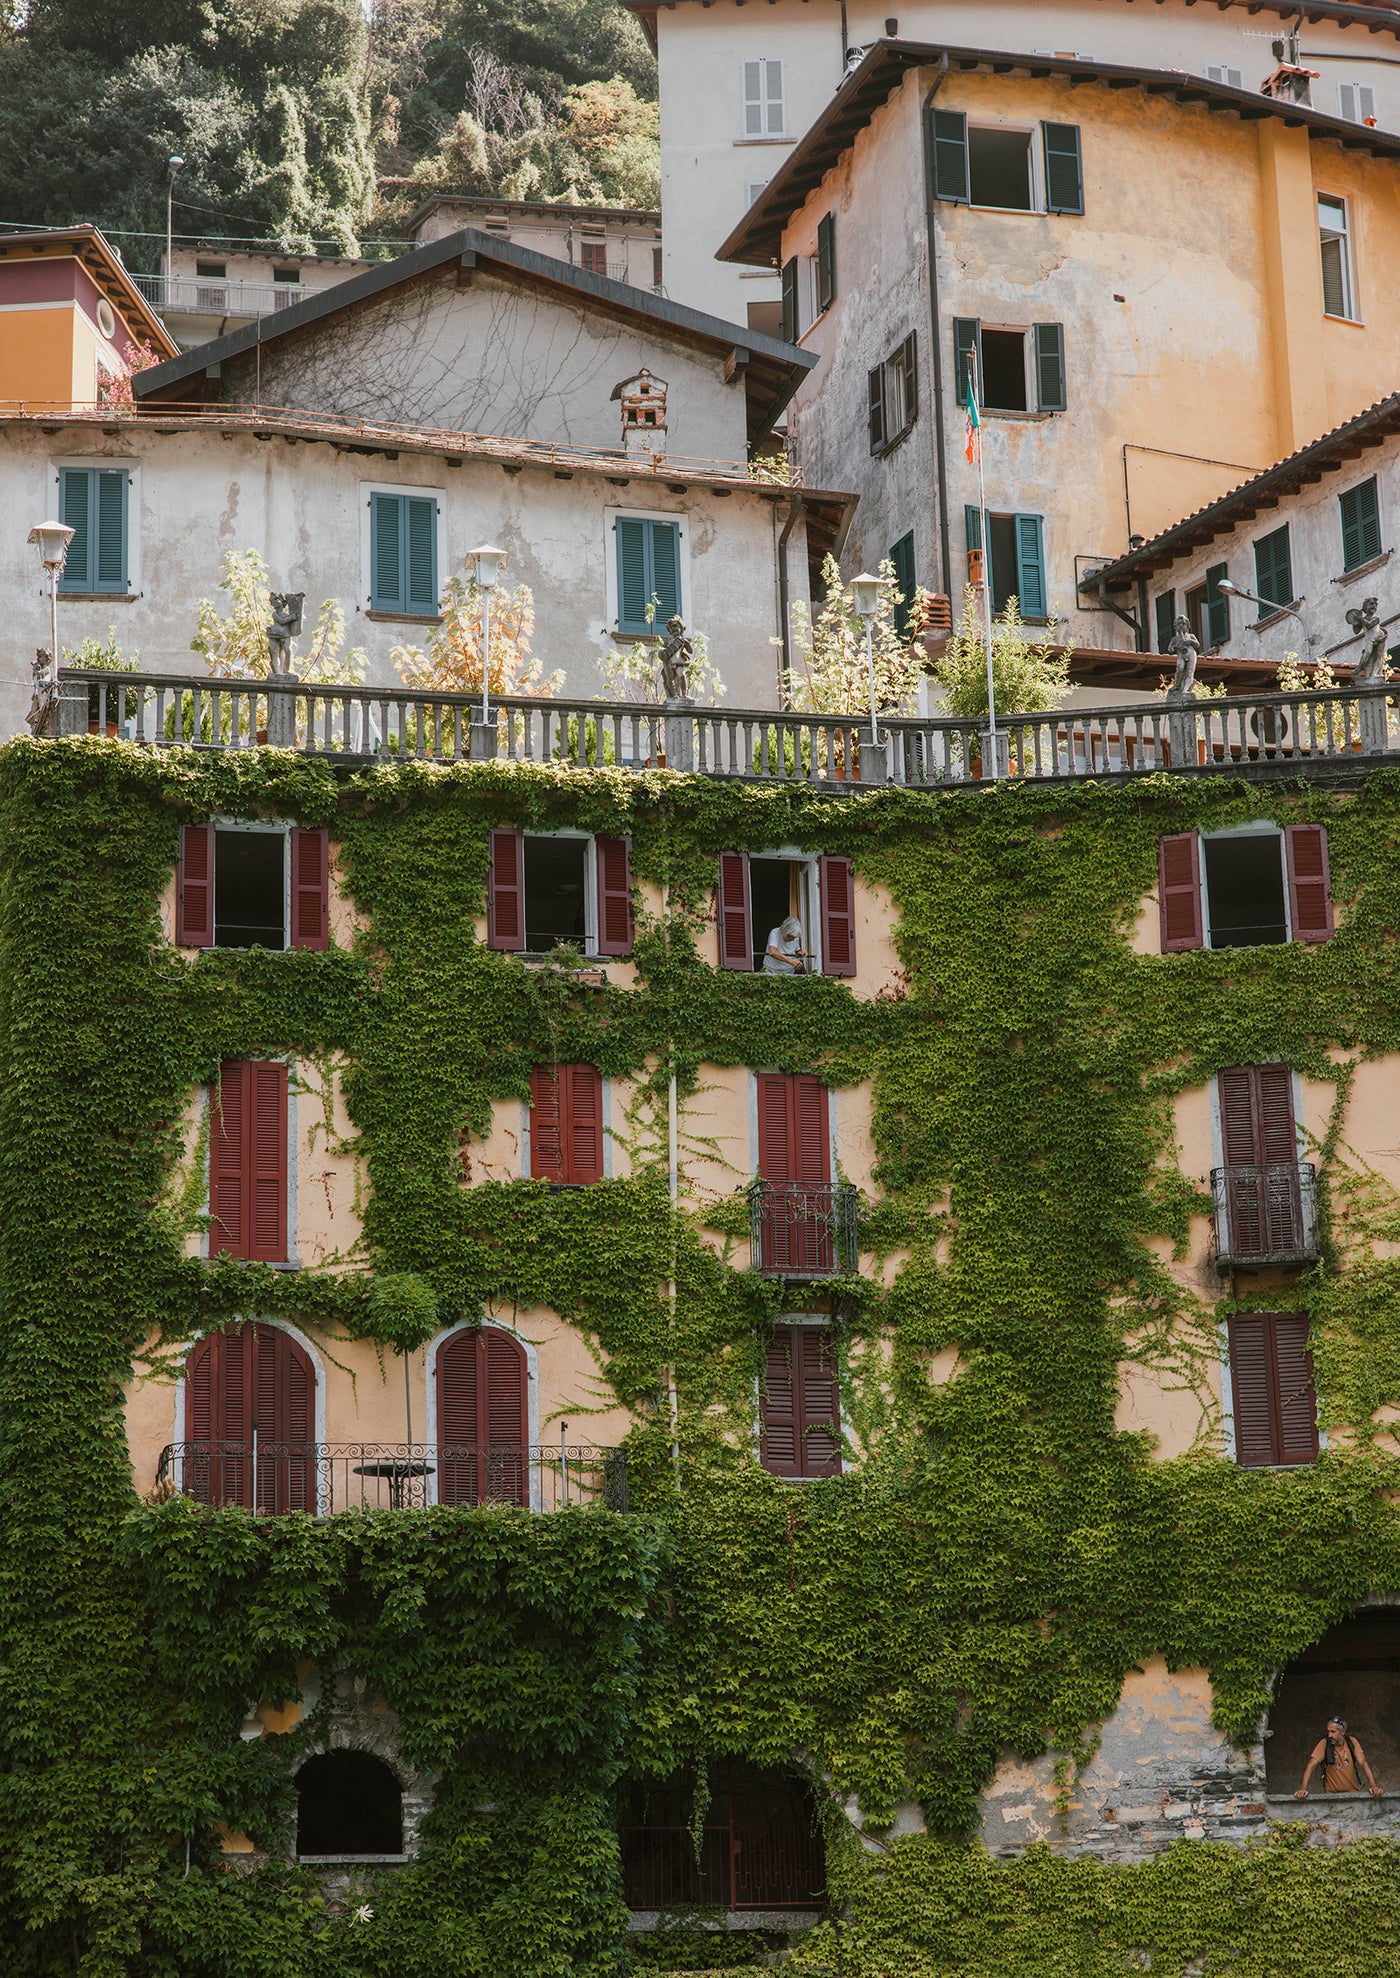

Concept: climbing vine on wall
[[5, 739, 1400, 1974]]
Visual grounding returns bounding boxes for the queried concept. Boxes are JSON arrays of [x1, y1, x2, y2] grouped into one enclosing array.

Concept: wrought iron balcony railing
[[1211, 1162, 1319, 1267], [56, 670, 1397, 790], [154, 1440, 627, 1514], [749, 1180, 859, 1279]]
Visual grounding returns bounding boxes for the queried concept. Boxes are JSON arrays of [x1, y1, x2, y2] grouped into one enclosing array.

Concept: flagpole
[[972, 353, 1000, 781]]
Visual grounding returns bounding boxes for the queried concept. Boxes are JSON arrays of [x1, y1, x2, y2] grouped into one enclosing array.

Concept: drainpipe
[[919, 56, 953, 599], [776, 490, 805, 702], [1095, 577, 1143, 647], [1136, 575, 1151, 655]]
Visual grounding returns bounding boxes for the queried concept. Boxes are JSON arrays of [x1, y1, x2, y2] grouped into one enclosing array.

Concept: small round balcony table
[[352, 1459, 435, 1509]]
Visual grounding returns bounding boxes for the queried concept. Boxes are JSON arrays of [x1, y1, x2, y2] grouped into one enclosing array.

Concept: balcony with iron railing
[[1211, 1162, 1320, 1268], [749, 1180, 859, 1279], [134, 273, 310, 318], [55, 671, 1400, 790], [154, 1440, 627, 1513]]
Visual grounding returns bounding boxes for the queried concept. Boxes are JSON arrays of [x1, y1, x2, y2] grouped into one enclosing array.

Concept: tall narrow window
[[781, 257, 798, 344], [889, 532, 916, 638], [1228, 1313, 1319, 1467], [741, 58, 786, 137], [529, 1063, 604, 1183], [1339, 476, 1382, 572], [869, 334, 917, 454], [435, 1325, 529, 1505], [815, 213, 836, 314], [966, 509, 1046, 618], [1318, 194, 1356, 320], [209, 1059, 290, 1262], [58, 466, 130, 594], [370, 491, 438, 615], [1253, 526, 1294, 612], [614, 516, 682, 634], [184, 1321, 316, 1511], [1216, 1064, 1312, 1264], [1154, 590, 1177, 656], [756, 1073, 833, 1274], [759, 1326, 842, 1478]]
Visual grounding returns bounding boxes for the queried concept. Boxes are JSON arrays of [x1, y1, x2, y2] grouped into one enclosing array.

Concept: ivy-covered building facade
[[8, 710, 1400, 1975]]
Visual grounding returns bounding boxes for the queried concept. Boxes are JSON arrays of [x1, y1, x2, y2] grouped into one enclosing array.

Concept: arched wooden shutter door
[[718, 852, 752, 970], [488, 829, 525, 951], [290, 827, 329, 950], [185, 1322, 316, 1510], [178, 823, 214, 947], [596, 836, 633, 956], [818, 857, 856, 976], [436, 1326, 528, 1506], [1285, 825, 1333, 943], [1158, 833, 1202, 951]]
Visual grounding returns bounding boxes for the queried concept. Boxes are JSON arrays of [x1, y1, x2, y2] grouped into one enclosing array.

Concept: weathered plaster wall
[[216, 267, 750, 464]]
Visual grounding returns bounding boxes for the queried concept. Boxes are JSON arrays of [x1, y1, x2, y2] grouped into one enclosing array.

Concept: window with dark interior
[[1184, 564, 1229, 650], [968, 126, 1034, 209], [980, 328, 1028, 411], [964, 508, 1047, 619], [620, 1761, 825, 1911], [295, 1751, 403, 1859], [715, 850, 855, 976], [1265, 1610, 1399, 1794], [176, 823, 329, 951], [1157, 827, 1332, 950], [486, 829, 633, 957], [1204, 832, 1289, 947]]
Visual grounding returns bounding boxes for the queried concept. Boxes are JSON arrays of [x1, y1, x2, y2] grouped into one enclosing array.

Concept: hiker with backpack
[[1294, 1717, 1383, 1798]]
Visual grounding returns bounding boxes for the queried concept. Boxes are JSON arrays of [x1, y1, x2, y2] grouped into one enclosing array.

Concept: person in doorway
[[1294, 1716, 1382, 1798], [763, 915, 810, 974]]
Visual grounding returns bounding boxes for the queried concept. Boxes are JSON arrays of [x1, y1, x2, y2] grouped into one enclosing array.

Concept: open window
[[1265, 1610, 1400, 1794], [954, 320, 1066, 415], [620, 1760, 825, 1912], [716, 851, 855, 976], [486, 829, 632, 957], [964, 508, 1046, 618], [296, 1752, 404, 1860], [930, 111, 1082, 215], [177, 823, 328, 951], [1157, 827, 1332, 951]]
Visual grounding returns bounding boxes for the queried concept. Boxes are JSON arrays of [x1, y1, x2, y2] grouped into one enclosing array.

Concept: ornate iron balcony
[[153, 1440, 627, 1514], [1211, 1162, 1319, 1267], [749, 1180, 859, 1279]]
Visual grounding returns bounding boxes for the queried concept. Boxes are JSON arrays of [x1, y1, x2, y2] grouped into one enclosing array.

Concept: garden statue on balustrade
[[268, 593, 305, 674], [1167, 617, 1201, 702], [192, 549, 365, 685], [1346, 597, 1388, 685], [658, 616, 696, 703]]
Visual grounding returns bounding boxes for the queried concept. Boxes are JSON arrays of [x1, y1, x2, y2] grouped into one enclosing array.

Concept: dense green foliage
[[4, 738, 1400, 1973]]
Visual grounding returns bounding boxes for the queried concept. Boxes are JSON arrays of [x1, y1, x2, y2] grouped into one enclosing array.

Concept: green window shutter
[[94, 469, 128, 593], [1340, 477, 1381, 570], [59, 468, 91, 592], [964, 504, 982, 555], [816, 213, 836, 313], [1033, 323, 1066, 411], [930, 108, 969, 202], [953, 318, 981, 407], [1205, 563, 1230, 646], [616, 517, 650, 633], [1015, 514, 1046, 619], [405, 496, 437, 614], [1253, 525, 1293, 610], [780, 257, 798, 342], [649, 520, 681, 622], [371, 492, 404, 611], [1154, 590, 1176, 655], [867, 366, 886, 453], [889, 531, 915, 638], [1042, 123, 1084, 214]]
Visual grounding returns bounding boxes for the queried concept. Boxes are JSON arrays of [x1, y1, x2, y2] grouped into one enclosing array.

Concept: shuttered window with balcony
[[209, 1059, 289, 1262], [1215, 1063, 1314, 1266], [435, 1325, 529, 1505], [185, 1321, 316, 1510], [759, 1325, 842, 1478], [1227, 1312, 1319, 1466]]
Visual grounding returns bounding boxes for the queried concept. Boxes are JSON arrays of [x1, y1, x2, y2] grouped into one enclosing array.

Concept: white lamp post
[[28, 518, 75, 683], [166, 157, 184, 306], [850, 570, 890, 782], [470, 543, 506, 758], [1217, 577, 1315, 651]]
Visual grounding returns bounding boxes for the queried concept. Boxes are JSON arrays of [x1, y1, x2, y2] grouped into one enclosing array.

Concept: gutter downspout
[[1095, 578, 1142, 646], [920, 56, 953, 599], [776, 490, 805, 702]]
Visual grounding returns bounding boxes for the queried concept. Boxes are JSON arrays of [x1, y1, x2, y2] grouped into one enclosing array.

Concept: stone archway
[[1266, 1607, 1400, 1794]]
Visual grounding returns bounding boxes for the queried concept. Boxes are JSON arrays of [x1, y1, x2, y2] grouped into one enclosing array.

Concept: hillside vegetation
[[0, 0, 657, 267]]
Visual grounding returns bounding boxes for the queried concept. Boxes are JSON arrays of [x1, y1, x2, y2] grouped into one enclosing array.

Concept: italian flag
[[964, 373, 981, 464]]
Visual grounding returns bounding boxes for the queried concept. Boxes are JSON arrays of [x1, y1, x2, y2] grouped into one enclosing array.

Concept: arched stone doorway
[[1266, 1607, 1400, 1794], [295, 1750, 404, 1859]]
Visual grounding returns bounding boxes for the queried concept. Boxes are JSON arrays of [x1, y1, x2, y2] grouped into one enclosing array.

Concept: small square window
[[968, 127, 1034, 210], [523, 836, 588, 953], [980, 328, 1028, 412], [215, 829, 286, 950], [1203, 833, 1287, 948]]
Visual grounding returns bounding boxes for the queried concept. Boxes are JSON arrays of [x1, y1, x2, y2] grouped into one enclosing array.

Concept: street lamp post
[[849, 571, 890, 783], [166, 156, 184, 306], [28, 518, 76, 686], [470, 543, 506, 759], [1216, 577, 1315, 651]]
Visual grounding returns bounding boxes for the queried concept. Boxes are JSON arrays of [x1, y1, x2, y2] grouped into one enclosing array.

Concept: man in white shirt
[[763, 915, 809, 973]]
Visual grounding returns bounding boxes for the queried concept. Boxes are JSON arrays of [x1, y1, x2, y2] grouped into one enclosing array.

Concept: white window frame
[[743, 849, 825, 980], [740, 56, 787, 140], [965, 121, 1042, 214], [1318, 192, 1358, 322], [603, 506, 691, 639], [1206, 64, 1244, 89], [359, 479, 446, 614], [209, 816, 293, 950], [979, 324, 1032, 414], [1198, 822, 1290, 950], [1337, 81, 1377, 125], [518, 827, 600, 958], [746, 180, 770, 208], [50, 455, 142, 596]]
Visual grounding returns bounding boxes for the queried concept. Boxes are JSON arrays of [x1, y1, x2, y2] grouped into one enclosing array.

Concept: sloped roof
[[719, 41, 1400, 266], [1083, 392, 1400, 591], [135, 227, 812, 445], [0, 224, 177, 356]]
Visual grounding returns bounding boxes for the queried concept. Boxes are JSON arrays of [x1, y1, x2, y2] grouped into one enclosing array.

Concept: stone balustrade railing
[[56, 670, 1396, 787]]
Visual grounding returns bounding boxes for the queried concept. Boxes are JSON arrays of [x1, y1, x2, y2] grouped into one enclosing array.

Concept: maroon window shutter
[[488, 828, 526, 951], [178, 822, 214, 947], [1228, 1314, 1277, 1466], [819, 856, 856, 977], [794, 1076, 831, 1183], [1272, 1313, 1320, 1465], [210, 1061, 247, 1256], [252, 1322, 315, 1511], [1218, 1066, 1263, 1167], [436, 1328, 481, 1505], [1255, 1064, 1297, 1165], [760, 1328, 800, 1477], [290, 827, 329, 951], [566, 1064, 604, 1183], [530, 1066, 564, 1179], [596, 836, 634, 956], [718, 852, 752, 970], [188, 1330, 217, 1445], [1158, 833, 1202, 951], [757, 1074, 793, 1181], [798, 1328, 842, 1477], [1285, 825, 1333, 944], [248, 1062, 289, 1262]]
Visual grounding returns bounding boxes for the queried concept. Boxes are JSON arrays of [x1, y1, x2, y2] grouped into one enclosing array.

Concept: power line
[[0, 217, 412, 249]]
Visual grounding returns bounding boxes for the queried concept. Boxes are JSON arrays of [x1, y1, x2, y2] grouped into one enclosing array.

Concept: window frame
[[1200, 822, 1291, 949], [746, 849, 823, 974], [199, 1061, 300, 1267], [1222, 1311, 1321, 1469], [965, 120, 1040, 213], [206, 817, 293, 952], [1337, 81, 1377, 125], [1252, 523, 1295, 615], [53, 458, 139, 597], [739, 56, 787, 140], [523, 827, 600, 957], [361, 481, 443, 619], [869, 334, 918, 456], [1318, 191, 1358, 322], [1206, 64, 1244, 88], [964, 507, 1047, 620], [1339, 474, 1384, 572], [605, 506, 688, 638]]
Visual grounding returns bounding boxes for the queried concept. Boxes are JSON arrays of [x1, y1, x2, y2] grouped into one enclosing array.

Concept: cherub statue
[[267, 591, 305, 674], [658, 615, 695, 701], [25, 650, 58, 738], [1167, 614, 1200, 701], [1346, 596, 1388, 685]]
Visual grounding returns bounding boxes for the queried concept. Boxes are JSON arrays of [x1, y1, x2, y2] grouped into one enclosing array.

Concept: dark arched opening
[[620, 1760, 825, 1911], [295, 1751, 404, 1858], [1266, 1608, 1400, 1794]]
